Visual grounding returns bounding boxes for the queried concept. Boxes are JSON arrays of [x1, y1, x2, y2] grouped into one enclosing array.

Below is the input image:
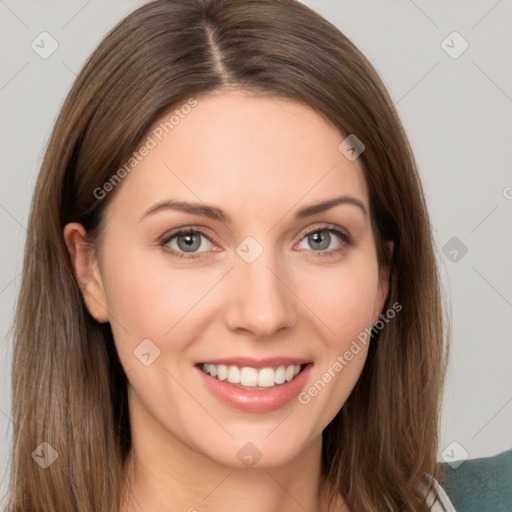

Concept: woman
[[7, 0, 455, 510]]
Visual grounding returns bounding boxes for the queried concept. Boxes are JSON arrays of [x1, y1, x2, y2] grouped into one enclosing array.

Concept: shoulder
[[439, 449, 512, 511], [423, 473, 457, 512]]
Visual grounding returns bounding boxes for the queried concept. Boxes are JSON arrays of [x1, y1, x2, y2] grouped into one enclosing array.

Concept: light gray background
[[1, 0, 511, 503]]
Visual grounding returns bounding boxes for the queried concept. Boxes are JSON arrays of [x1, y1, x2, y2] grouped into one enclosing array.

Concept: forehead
[[107, 91, 369, 222]]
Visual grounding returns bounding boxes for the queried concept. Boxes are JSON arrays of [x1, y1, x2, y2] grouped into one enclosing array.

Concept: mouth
[[194, 356, 314, 413], [198, 362, 307, 390], [196, 360, 313, 413]]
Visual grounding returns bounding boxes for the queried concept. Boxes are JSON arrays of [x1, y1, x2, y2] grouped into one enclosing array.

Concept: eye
[[162, 229, 215, 256], [297, 226, 351, 253]]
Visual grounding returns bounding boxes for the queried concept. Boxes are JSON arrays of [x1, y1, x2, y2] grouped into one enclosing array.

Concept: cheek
[[100, 246, 225, 354], [292, 252, 381, 344], [294, 259, 378, 426], [105, 243, 223, 320]]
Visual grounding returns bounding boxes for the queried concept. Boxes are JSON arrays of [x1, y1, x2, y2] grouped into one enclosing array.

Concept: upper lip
[[197, 357, 312, 369]]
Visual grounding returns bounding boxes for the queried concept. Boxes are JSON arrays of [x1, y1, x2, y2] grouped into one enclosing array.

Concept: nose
[[224, 249, 298, 338]]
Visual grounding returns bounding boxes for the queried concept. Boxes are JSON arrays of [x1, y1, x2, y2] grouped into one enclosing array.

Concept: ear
[[374, 240, 394, 323], [63, 223, 109, 323]]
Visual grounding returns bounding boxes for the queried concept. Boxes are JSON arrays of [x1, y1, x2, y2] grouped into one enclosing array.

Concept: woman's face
[[69, 91, 390, 469]]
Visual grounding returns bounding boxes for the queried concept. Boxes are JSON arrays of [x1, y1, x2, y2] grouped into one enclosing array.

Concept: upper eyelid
[[160, 226, 215, 243], [298, 223, 349, 237], [295, 224, 352, 247]]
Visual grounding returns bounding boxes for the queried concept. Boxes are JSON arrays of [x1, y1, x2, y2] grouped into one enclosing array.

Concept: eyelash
[[159, 224, 353, 260]]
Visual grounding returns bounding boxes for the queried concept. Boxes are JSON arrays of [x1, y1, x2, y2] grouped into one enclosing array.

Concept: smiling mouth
[[199, 363, 308, 390]]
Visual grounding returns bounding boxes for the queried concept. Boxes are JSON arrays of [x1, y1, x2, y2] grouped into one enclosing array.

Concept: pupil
[[178, 233, 201, 252], [309, 231, 330, 250]]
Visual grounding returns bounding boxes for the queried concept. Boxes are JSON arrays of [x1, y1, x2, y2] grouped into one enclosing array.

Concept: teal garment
[[440, 449, 512, 512]]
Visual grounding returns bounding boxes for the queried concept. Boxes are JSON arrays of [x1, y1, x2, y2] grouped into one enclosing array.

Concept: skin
[[65, 90, 392, 512]]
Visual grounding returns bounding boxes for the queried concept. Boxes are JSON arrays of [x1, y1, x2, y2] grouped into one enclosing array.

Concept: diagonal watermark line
[[471, 396, 512, 439], [0, 203, 26, 232], [0, 0, 29, 28], [163, 367, 234, 439], [200, 470, 234, 502], [82, 289, 132, 336], [61, 60, 126, 127], [61, 0, 93, 29], [464, 466, 512, 511], [471, 265, 512, 308], [266, 164, 337, 234], [471, 0, 503, 29], [472, 60, 512, 104], [394, 62, 439, 107], [265, 266, 336, 335], [470, 204, 499, 233], [61, 60, 78, 77], [164, 163, 205, 203], [0, 62, 29, 92], [0, 273, 21, 296], [163, 267, 234, 336], [264, 470, 310, 512], [407, 0, 439, 28], [4, 403, 75, 480], [0, 407, 30, 440], [265, 409, 294, 438], [164, 163, 235, 237]]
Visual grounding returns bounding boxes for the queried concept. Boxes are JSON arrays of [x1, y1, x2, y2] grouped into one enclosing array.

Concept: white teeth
[[227, 366, 241, 384], [217, 364, 228, 381], [274, 365, 286, 384], [201, 363, 303, 388], [240, 367, 258, 386], [257, 367, 275, 387]]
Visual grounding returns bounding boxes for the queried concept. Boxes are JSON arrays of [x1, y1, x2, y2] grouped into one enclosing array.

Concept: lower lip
[[196, 364, 313, 413]]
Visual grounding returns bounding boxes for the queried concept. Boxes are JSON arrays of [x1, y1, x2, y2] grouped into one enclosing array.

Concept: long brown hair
[[7, 0, 450, 510]]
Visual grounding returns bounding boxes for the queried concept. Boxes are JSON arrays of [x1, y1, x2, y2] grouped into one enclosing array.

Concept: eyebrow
[[139, 195, 368, 223]]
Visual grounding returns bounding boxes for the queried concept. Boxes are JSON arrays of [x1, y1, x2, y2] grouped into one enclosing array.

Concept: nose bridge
[[225, 241, 296, 336]]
